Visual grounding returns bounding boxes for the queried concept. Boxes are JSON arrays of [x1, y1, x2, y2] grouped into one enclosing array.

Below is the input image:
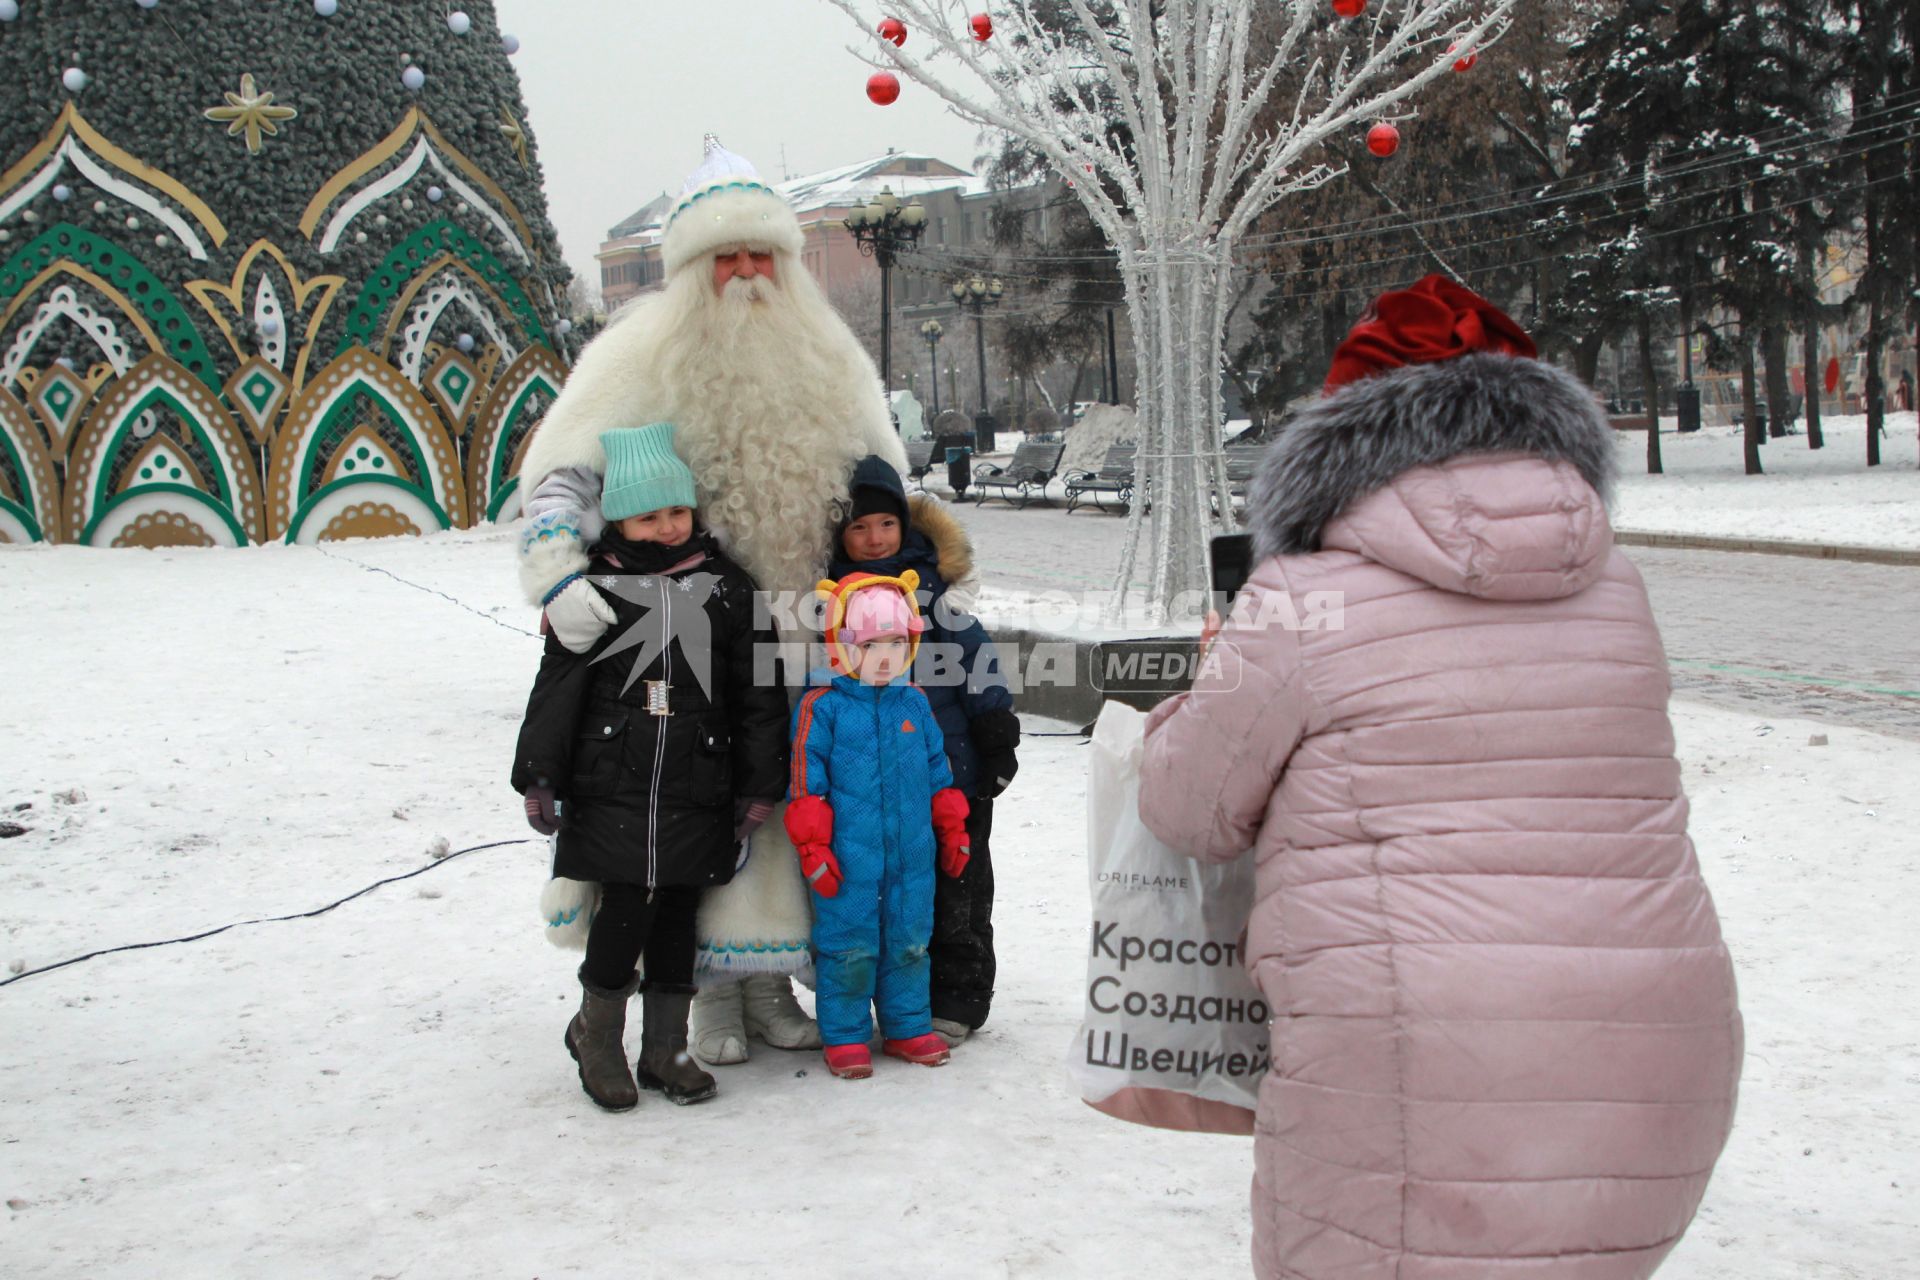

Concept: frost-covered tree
[[825, 0, 1517, 614]]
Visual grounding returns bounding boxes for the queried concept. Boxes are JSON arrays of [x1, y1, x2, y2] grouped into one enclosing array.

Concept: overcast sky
[[493, 0, 990, 283]]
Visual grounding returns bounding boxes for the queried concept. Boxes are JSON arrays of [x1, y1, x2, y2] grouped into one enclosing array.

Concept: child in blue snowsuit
[[783, 569, 972, 1080], [832, 454, 1019, 1045]]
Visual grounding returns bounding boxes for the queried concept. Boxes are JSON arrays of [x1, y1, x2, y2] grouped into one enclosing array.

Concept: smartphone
[[1209, 533, 1254, 605]]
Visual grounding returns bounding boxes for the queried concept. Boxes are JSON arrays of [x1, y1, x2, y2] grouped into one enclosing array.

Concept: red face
[[712, 249, 776, 294]]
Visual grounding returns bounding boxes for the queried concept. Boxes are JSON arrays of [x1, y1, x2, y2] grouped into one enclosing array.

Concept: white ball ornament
[[93, 200, 108, 213], [455, 333, 475, 353], [426, 185, 444, 203], [447, 11, 471, 35], [557, 319, 573, 335], [21, 209, 37, 223], [52, 184, 71, 202], [154, 234, 168, 248], [0, 0, 20, 19], [400, 197, 414, 211], [125, 215, 140, 229], [354, 231, 368, 244], [314, 0, 338, 15], [501, 33, 520, 54], [401, 65, 426, 91], [260, 316, 282, 338], [63, 68, 91, 93]]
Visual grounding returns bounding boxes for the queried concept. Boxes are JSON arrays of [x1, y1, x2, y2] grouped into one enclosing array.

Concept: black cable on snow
[[0, 838, 536, 990]]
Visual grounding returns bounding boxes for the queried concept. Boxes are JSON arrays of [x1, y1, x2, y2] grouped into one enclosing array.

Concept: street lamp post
[[951, 274, 1003, 453], [845, 186, 927, 426], [920, 319, 943, 416]]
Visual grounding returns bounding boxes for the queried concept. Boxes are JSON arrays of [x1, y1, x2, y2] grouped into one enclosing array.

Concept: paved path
[[946, 497, 1920, 739], [1630, 546, 1920, 739]]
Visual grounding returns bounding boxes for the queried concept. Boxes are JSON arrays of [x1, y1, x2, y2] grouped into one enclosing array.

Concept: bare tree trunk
[[1638, 311, 1663, 475], [1762, 325, 1792, 438], [1799, 218, 1824, 449], [1739, 323, 1764, 475], [1573, 332, 1605, 389], [1866, 298, 1886, 468]]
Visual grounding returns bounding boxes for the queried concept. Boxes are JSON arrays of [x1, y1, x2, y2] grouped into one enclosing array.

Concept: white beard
[[519, 257, 905, 602]]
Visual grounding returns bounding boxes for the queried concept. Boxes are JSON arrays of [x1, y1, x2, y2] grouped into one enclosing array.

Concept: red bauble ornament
[[970, 12, 993, 41], [1366, 122, 1400, 158], [1448, 42, 1477, 72], [878, 17, 907, 47], [1332, 0, 1366, 18], [867, 72, 901, 106]]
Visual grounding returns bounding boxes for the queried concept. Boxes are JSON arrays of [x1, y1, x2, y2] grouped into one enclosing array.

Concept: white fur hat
[[661, 135, 804, 278]]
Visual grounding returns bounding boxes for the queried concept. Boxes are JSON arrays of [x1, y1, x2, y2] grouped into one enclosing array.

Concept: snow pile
[[1061, 403, 1138, 474]]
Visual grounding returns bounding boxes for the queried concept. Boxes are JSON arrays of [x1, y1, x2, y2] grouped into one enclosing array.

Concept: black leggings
[[581, 884, 700, 992]]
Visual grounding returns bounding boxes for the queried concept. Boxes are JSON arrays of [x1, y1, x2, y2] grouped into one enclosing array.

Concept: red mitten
[[785, 794, 842, 898], [931, 787, 971, 879]]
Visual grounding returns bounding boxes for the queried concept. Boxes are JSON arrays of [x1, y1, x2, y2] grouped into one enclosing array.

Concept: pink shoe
[[881, 1034, 950, 1066], [823, 1044, 873, 1080]]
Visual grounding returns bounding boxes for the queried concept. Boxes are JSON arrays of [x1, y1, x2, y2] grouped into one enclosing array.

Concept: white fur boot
[[740, 973, 821, 1050], [689, 980, 749, 1066]]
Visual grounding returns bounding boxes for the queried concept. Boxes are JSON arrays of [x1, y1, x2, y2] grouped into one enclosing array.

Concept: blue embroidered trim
[[541, 572, 583, 607], [547, 907, 581, 928], [520, 510, 582, 553], [697, 940, 812, 956], [667, 179, 780, 229]]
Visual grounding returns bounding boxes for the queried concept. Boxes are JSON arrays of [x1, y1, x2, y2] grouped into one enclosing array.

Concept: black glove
[[524, 780, 560, 836], [969, 708, 1021, 800]]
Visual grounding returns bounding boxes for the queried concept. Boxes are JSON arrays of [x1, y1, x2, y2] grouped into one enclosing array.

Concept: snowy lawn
[[2, 530, 1915, 1278], [1611, 413, 1920, 550]]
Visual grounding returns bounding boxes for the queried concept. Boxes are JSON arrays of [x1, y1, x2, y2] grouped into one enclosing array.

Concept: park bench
[[903, 439, 938, 492], [972, 441, 1066, 509], [1064, 445, 1136, 515]]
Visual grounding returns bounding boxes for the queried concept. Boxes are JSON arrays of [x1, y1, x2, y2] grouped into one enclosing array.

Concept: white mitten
[[545, 578, 616, 654], [540, 877, 599, 950]]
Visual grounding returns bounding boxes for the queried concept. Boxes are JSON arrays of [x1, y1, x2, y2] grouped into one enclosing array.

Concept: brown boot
[[565, 968, 640, 1112], [635, 984, 718, 1105]]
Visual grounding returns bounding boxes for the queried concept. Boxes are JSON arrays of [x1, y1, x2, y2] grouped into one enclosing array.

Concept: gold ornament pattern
[[498, 107, 529, 171], [204, 75, 299, 156]]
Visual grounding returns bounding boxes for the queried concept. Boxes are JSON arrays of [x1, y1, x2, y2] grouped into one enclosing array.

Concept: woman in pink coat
[[1139, 277, 1742, 1279]]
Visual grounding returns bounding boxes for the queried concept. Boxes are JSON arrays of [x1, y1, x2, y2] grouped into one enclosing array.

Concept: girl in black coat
[[511, 425, 788, 1111]]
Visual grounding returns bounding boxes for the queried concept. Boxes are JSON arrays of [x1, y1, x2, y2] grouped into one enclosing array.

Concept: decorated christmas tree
[[0, 0, 572, 547]]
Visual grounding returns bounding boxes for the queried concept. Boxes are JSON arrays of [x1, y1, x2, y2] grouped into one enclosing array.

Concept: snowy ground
[[1610, 413, 1920, 549], [2, 527, 1916, 1278]]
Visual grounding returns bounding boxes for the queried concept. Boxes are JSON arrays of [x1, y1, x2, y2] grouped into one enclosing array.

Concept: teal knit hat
[[600, 424, 697, 521]]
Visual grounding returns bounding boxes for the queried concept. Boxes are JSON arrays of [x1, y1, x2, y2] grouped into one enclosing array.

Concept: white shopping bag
[[1068, 701, 1263, 1134]]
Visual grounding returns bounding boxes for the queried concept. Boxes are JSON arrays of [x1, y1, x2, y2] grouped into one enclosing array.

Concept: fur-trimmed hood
[[1250, 353, 1616, 558], [906, 494, 974, 587]]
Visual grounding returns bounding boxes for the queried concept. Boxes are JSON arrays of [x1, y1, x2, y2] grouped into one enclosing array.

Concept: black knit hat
[[844, 454, 909, 528]]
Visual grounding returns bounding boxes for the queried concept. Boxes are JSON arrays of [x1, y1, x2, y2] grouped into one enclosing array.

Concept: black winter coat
[[511, 532, 789, 887]]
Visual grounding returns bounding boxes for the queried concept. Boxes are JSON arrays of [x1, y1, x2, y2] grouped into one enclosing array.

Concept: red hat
[[1323, 274, 1537, 393]]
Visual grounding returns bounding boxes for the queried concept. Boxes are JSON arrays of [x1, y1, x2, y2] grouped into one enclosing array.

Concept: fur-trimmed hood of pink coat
[[1139, 353, 1742, 1279]]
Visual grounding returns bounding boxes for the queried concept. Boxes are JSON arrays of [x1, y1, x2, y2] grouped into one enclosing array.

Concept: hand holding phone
[[1209, 534, 1254, 606]]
